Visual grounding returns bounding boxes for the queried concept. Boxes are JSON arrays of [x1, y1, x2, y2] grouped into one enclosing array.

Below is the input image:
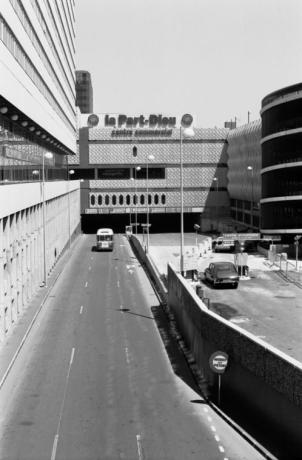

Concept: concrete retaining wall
[[167, 263, 302, 453]]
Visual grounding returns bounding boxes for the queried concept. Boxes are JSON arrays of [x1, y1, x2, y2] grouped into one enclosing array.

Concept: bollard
[[196, 285, 204, 299]]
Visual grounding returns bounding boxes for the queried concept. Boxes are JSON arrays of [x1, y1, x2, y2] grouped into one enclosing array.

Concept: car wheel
[[233, 282, 238, 289]]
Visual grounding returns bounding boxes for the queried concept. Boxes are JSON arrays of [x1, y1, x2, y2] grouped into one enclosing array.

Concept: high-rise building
[[0, 0, 80, 340], [75, 70, 93, 113]]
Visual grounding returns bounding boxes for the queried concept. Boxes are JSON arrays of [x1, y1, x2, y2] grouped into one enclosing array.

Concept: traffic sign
[[209, 351, 228, 374], [181, 113, 193, 128]]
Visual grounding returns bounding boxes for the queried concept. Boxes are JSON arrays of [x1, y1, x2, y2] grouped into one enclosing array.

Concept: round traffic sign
[[87, 114, 99, 127], [209, 351, 228, 374], [181, 113, 193, 128]]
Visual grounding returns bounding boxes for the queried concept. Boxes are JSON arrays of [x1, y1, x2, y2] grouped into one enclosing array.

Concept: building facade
[[75, 70, 93, 114], [260, 82, 302, 242], [0, 0, 80, 341], [71, 113, 231, 233], [227, 120, 262, 232]]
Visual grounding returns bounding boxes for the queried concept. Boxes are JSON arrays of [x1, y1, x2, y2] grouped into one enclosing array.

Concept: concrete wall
[[0, 181, 81, 341], [167, 264, 302, 451]]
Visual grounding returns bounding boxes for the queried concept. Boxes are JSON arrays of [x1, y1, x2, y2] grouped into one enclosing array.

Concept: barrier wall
[[167, 263, 302, 455], [0, 181, 81, 341]]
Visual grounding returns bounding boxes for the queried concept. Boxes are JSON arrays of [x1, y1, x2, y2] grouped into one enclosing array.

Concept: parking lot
[[138, 233, 302, 363]]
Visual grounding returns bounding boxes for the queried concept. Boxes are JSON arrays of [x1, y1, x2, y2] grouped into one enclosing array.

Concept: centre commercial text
[[105, 114, 176, 137]]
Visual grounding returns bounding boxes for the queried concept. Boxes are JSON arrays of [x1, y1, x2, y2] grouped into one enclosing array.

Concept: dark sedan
[[204, 261, 239, 289]]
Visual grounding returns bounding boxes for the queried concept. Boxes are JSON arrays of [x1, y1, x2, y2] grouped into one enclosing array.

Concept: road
[[0, 234, 266, 460]]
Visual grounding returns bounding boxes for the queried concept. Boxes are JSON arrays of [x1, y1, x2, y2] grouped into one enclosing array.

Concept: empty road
[[0, 234, 266, 460]]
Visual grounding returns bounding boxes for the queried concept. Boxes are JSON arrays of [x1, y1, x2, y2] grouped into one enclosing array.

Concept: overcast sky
[[75, 0, 302, 128]]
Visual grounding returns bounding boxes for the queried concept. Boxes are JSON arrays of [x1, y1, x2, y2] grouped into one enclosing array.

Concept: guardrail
[[268, 250, 302, 286]]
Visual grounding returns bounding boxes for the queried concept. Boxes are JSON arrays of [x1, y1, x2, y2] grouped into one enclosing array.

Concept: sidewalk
[[0, 235, 82, 389]]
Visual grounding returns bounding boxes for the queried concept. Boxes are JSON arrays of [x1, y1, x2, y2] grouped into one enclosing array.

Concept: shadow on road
[[151, 305, 208, 400]]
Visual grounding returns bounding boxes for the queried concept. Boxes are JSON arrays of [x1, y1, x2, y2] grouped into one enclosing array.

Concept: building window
[[98, 195, 102, 205], [105, 194, 109, 205], [112, 195, 117, 205], [119, 195, 124, 205], [90, 194, 95, 206], [161, 194, 166, 205], [126, 194, 130, 205], [140, 195, 145, 205], [154, 194, 159, 205]]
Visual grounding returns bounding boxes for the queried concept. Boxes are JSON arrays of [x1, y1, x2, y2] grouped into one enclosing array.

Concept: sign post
[[209, 351, 228, 405]]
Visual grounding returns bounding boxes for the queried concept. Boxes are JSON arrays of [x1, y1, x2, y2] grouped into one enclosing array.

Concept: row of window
[[10, 0, 75, 116], [32, 0, 75, 81], [90, 193, 167, 207], [0, 16, 75, 135]]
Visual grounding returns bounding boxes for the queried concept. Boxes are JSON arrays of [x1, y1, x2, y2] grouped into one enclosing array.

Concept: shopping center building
[[70, 113, 231, 233]]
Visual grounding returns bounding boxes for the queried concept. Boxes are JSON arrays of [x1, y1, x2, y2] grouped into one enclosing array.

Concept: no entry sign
[[209, 351, 228, 374]]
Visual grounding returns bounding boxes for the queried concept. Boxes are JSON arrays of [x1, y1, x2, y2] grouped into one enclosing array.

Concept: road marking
[[88, 266, 91, 271], [211, 425, 216, 432], [214, 434, 220, 442], [117, 280, 120, 288], [51, 347, 75, 460], [70, 347, 75, 365], [85, 281, 88, 287], [51, 434, 59, 460], [80, 306, 83, 315], [125, 347, 130, 364], [219, 445, 225, 453], [207, 416, 212, 422], [136, 434, 144, 460]]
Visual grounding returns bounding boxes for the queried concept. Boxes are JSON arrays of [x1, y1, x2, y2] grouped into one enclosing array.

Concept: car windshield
[[215, 263, 236, 273]]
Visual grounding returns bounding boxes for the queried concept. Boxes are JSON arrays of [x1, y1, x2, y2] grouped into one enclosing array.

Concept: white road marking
[[207, 416, 212, 422], [203, 407, 209, 413], [88, 266, 91, 271], [85, 281, 88, 287], [219, 445, 225, 453], [214, 434, 220, 442], [80, 306, 83, 314], [211, 425, 216, 432], [125, 347, 130, 364], [51, 347, 75, 460], [50, 434, 59, 460], [70, 347, 75, 365], [117, 280, 120, 288], [136, 434, 144, 460]]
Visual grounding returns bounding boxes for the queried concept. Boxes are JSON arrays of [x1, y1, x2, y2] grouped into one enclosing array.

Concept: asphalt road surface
[[0, 234, 267, 460]]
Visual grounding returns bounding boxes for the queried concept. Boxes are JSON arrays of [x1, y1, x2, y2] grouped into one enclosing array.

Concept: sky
[[75, 0, 302, 128]]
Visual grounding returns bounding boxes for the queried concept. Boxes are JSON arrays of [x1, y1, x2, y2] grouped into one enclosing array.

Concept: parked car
[[204, 262, 239, 288], [212, 237, 235, 252]]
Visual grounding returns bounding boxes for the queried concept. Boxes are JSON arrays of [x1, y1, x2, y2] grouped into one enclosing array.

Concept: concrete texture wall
[[0, 181, 81, 341], [167, 264, 302, 449]]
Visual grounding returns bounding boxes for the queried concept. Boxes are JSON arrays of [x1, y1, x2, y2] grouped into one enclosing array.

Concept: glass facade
[[0, 114, 68, 183]]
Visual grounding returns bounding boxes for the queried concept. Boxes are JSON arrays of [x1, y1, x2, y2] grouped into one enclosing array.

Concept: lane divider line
[[50, 434, 59, 460], [50, 347, 75, 460], [85, 281, 88, 288], [80, 306, 83, 315], [136, 434, 144, 460]]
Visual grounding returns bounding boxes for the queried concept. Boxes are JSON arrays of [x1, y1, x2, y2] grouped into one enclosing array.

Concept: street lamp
[[213, 176, 219, 231], [146, 154, 155, 253], [135, 166, 141, 235], [68, 166, 75, 250], [247, 165, 254, 228], [42, 151, 53, 286], [180, 114, 194, 274]]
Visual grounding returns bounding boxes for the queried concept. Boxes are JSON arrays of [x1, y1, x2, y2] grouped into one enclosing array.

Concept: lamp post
[[42, 151, 53, 287], [179, 114, 194, 274], [135, 166, 141, 235], [213, 176, 219, 231], [146, 154, 155, 253], [247, 165, 254, 228], [68, 164, 75, 250]]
